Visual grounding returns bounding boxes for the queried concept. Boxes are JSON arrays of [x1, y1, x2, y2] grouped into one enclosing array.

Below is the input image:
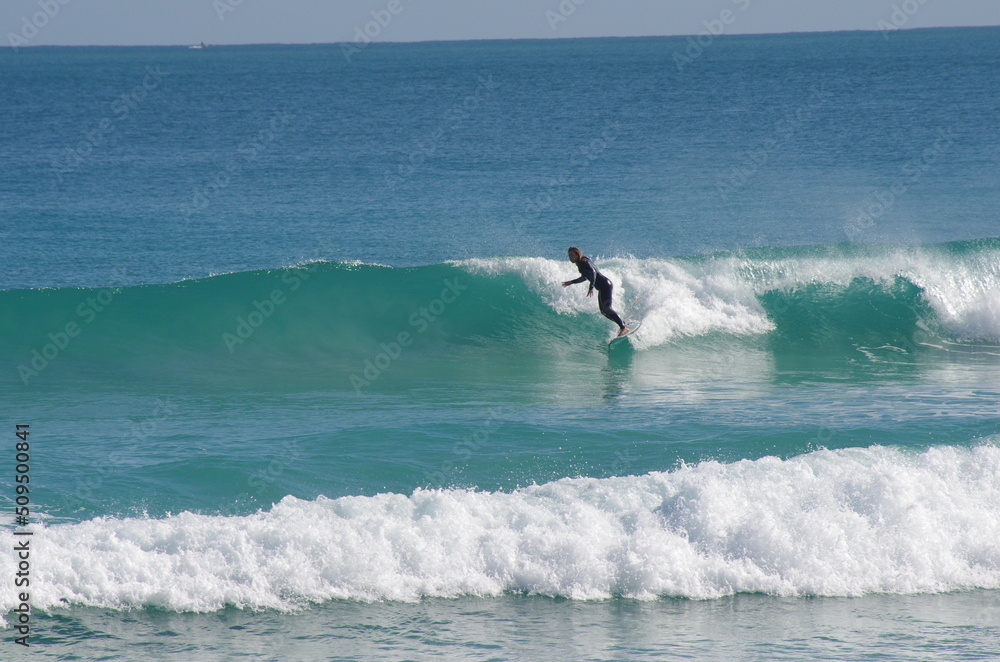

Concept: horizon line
[[2, 23, 997, 49]]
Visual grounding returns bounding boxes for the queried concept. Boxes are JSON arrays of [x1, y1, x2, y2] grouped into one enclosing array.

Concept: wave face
[[4, 443, 998, 614], [3, 239, 998, 389], [459, 238, 1000, 348]]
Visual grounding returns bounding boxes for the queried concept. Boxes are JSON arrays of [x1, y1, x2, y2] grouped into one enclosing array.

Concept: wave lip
[[459, 255, 776, 347], [458, 239, 1000, 346], [3, 240, 998, 391], [4, 443, 999, 615]]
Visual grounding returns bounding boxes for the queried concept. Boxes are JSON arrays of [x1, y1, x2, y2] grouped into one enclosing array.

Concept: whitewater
[[3, 443, 997, 620], [460, 240, 1000, 347]]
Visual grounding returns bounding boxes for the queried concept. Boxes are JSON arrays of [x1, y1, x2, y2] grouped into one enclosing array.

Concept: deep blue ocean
[[2, 27, 999, 661]]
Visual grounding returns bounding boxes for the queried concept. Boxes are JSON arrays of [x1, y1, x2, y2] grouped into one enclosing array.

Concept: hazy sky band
[[3, 0, 998, 47]]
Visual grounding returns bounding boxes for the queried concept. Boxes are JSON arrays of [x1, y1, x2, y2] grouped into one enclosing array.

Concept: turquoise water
[[2, 28, 999, 661]]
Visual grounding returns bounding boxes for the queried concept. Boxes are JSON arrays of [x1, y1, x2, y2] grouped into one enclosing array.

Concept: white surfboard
[[608, 320, 641, 346]]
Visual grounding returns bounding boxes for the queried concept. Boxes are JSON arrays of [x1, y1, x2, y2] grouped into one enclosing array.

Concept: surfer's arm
[[562, 276, 587, 287]]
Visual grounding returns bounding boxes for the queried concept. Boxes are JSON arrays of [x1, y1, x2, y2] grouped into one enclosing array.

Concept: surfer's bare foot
[[617, 326, 629, 337]]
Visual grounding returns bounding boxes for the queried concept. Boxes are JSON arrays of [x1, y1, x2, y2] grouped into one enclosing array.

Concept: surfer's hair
[[568, 246, 583, 259]]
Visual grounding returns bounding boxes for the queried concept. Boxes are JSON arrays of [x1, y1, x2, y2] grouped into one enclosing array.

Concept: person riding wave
[[561, 246, 628, 337]]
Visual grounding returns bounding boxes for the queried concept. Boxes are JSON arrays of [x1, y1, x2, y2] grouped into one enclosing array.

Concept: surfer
[[562, 247, 628, 337]]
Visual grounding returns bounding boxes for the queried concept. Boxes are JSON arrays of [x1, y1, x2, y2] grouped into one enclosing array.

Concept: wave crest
[[4, 443, 999, 616]]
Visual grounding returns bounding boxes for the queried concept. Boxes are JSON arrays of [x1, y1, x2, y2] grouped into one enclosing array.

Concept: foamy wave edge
[[455, 246, 1000, 345], [2, 443, 999, 619]]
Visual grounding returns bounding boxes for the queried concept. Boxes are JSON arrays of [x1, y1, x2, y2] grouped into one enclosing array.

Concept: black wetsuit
[[568, 257, 625, 329]]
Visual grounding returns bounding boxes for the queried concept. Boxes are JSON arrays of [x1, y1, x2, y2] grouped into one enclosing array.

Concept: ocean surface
[[2, 26, 999, 661]]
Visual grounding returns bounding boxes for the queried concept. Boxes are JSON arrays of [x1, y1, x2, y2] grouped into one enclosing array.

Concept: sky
[[3, 0, 998, 47]]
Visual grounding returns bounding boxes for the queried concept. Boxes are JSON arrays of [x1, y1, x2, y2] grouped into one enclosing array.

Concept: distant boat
[[189, 42, 206, 49]]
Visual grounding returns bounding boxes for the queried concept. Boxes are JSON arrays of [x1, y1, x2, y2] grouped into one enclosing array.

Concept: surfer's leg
[[597, 282, 625, 330]]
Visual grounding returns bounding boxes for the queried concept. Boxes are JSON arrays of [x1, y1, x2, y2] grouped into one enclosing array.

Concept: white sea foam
[[457, 246, 1000, 345], [3, 443, 999, 619]]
